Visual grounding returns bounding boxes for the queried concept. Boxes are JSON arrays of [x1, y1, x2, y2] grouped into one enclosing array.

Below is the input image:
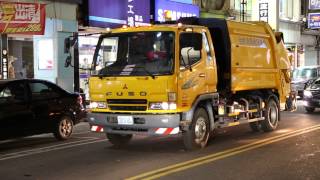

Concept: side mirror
[[275, 32, 284, 44], [64, 55, 72, 67], [180, 47, 201, 64], [64, 38, 71, 53]]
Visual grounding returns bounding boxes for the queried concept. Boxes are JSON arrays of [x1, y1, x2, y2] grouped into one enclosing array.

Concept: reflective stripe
[[91, 125, 104, 132], [170, 127, 180, 134], [155, 128, 167, 134]]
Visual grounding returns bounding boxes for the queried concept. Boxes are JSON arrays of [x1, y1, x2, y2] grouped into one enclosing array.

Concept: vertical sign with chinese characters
[[88, 0, 150, 28], [259, 2, 268, 22], [252, 0, 278, 30], [0, 1, 46, 35], [127, 0, 149, 27]]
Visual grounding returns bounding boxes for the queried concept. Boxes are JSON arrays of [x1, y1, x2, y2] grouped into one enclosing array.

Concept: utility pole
[[240, 0, 247, 22]]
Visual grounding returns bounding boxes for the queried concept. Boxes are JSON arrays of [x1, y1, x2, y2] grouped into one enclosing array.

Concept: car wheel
[[183, 107, 210, 150], [106, 133, 132, 147], [261, 98, 279, 132], [53, 116, 74, 140], [305, 107, 315, 113]]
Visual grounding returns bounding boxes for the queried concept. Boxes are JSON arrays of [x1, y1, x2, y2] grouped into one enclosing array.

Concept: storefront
[[0, 1, 79, 93], [0, 1, 45, 80]]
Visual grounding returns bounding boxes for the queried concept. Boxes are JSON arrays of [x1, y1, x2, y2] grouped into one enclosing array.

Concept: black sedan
[[0, 79, 86, 140], [303, 78, 320, 113]]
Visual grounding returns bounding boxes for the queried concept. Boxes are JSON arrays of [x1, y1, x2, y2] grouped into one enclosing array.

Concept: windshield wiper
[[133, 66, 156, 79]]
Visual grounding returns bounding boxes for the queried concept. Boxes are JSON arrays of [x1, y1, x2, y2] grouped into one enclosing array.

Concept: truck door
[[202, 30, 217, 92], [178, 30, 214, 109]]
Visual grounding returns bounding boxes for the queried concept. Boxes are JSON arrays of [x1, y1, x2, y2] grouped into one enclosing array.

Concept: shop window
[[280, 0, 294, 19]]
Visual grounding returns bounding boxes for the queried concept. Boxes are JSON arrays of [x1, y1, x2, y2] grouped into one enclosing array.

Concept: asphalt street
[[0, 102, 320, 180]]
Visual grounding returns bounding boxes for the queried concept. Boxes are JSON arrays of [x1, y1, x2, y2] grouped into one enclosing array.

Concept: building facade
[[0, 0, 80, 92]]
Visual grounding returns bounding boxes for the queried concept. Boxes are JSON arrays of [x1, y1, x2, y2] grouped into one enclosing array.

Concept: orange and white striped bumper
[[91, 125, 104, 132], [154, 127, 180, 135]]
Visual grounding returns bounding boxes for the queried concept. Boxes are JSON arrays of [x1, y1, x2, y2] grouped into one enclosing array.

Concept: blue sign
[[308, 13, 320, 29], [88, 0, 150, 28], [155, 0, 200, 22], [309, 0, 320, 10]]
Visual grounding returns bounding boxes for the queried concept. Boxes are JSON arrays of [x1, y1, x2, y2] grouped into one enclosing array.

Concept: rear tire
[[183, 108, 210, 150], [261, 98, 279, 132], [106, 133, 132, 147], [53, 116, 74, 140], [305, 107, 315, 113]]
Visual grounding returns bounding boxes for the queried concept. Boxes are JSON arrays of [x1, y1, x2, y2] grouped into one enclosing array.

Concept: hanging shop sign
[[0, 1, 46, 35], [308, 13, 320, 29], [252, 0, 278, 30], [155, 0, 199, 22], [309, 0, 320, 10], [88, 0, 150, 28]]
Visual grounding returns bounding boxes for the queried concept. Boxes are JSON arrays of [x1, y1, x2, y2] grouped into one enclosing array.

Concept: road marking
[[0, 138, 107, 161], [126, 124, 320, 180]]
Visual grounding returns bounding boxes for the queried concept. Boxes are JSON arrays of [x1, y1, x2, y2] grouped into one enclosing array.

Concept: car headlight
[[303, 90, 312, 98], [90, 101, 107, 109], [149, 102, 177, 110]]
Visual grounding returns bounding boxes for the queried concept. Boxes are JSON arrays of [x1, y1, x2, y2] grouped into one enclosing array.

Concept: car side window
[[30, 82, 59, 100], [1, 83, 26, 103], [0, 87, 13, 104]]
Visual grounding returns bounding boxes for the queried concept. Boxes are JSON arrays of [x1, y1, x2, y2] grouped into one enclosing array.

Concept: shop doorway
[[8, 36, 34, 79]]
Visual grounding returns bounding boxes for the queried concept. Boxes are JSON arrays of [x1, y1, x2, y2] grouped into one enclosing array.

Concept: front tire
[[261, 98, 279, 132], [183, 108, 210, 150], [106, 133, 132, 147], [53, 116, 74, 140]]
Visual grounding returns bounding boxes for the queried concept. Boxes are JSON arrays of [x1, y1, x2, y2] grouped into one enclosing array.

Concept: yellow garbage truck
[[87, 18, 291, 150]]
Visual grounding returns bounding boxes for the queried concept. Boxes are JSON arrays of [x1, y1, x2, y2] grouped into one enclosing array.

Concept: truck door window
[[202, 32, 212, 62], [180, 33, 202, 68]]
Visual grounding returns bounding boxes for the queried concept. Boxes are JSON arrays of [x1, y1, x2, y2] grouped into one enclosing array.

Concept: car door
[[28, 80, 52, 132], [0, 81, 32, 139]]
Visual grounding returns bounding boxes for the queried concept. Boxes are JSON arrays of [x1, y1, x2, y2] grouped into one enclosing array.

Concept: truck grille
[[107, 99, 147, 104], [109, 106, 147, 111], [107, 99, 148, 111]]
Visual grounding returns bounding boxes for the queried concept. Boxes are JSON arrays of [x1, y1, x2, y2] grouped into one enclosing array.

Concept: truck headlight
[[149, 102, 177, 110], [89, 101, 107, 109], [303, 90, 312, 98]]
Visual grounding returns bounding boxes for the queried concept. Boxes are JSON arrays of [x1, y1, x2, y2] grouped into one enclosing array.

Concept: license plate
[[117, 116, 134, 125]]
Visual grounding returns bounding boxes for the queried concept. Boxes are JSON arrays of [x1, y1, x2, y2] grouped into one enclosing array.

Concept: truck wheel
[[261, 98, 279, 132], [53, 116, 74, 140], [106, 133, 132, 147], [183, 108, 210, 150], [305, 107, 315, 113], [249, 122, 260, 132]]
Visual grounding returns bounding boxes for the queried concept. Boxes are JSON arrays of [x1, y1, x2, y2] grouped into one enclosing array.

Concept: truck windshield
[[292, 68, 317, 81], [92, 31, 175, 77]]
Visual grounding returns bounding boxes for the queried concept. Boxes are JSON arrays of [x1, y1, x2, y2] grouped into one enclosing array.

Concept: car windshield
[[92, 31, 175, 77], [292, 68, 317, 81]]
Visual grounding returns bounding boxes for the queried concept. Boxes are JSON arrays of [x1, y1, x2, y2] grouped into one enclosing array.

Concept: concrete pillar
[[33, 18, 77, 92]]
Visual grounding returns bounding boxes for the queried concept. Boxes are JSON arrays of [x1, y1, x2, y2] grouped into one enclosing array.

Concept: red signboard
[[0, 1, 46, 35]]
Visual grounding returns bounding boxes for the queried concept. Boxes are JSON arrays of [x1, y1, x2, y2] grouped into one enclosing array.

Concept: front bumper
[[303, 99, 320, 108], [87, 112, 181, 135]]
